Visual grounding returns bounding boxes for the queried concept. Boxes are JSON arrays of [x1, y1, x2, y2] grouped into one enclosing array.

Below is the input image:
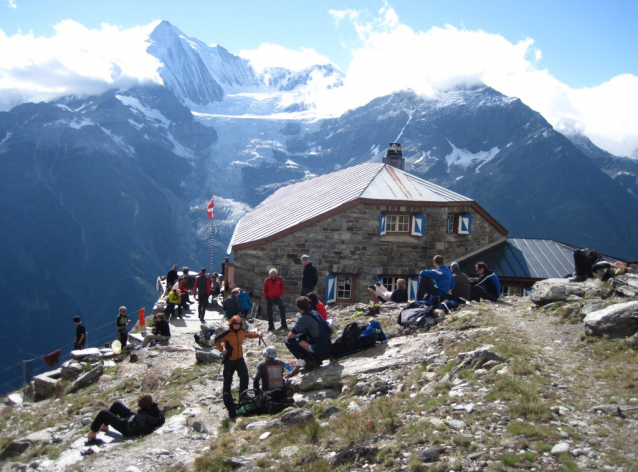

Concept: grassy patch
[[499, 451, 534, 467]]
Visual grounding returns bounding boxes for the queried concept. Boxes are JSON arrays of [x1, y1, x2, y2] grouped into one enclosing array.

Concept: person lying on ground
[[85, 393, 165, 442]]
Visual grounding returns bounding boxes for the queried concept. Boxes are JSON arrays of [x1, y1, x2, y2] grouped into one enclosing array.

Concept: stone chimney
[[383, 142, 404, 170]]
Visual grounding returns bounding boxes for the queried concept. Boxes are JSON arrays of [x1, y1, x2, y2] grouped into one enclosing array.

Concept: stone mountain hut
[[227, 158, 507, 307]]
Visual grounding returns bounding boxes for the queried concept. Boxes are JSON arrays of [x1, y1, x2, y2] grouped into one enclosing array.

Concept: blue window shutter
[[411, 215, 425, 236], [325, 275, 336, 304], [408, 276, 419, 301], [379, 214, 386, 236], [458, 214, 472, 234], [376, 276, 383, 284]]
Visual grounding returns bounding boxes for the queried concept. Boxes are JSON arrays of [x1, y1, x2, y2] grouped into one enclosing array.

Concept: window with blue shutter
[[408, 276, 420, 301], [458, 214, 472, 234], [325, 275, 336, 304], [379, 214, 387, 236], [447, 215, 455, 234], [411, 215, 425, 236]]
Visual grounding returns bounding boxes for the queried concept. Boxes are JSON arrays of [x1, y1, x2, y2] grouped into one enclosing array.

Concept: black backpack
[[235, 389, 293, 417], [398, 301, 438, 328], [330, 322, 367, 357]]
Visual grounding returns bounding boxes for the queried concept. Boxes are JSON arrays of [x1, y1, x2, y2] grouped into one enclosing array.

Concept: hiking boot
[[268, 325, 276, 332], [301, 358, 320, 373], [569, 276, 586, 283], [374, 304, 381, 315], [279, 325, 289, 332]]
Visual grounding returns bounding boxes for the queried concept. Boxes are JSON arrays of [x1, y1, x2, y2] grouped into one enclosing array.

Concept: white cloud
[[7, 0, 17, 9], [308, 6, 638, 157], [0, 20, 163, 110], [238, 43, 333, 74]]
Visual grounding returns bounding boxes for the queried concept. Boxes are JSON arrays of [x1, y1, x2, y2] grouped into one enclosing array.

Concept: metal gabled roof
[[228, 162, 475, 251], [458, 238, 619, 279]]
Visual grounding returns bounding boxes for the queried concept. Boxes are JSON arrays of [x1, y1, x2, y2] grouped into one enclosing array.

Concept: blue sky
[[1, 0, 638, 156], [2, 0, 636, 89]]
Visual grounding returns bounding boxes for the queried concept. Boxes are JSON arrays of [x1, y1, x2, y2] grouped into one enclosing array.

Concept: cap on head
[[119, 306, 127, 312], [73, 316, 81, 323], [451, 262, 459, 271], [300, 255, 310, 262], [200, 267, 206, 273], [263, 346, 277, 358]]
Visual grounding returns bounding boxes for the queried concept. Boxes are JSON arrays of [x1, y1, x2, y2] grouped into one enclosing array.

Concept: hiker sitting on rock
[[141, 312, 171, 348], [215, 315, 263, 419], [469, 261, 501, 302], [450, 262, 471, 300], [253, 345, 289, 392], [85, 394, 165, 443], [418, 255, 455, 301], [285, 297, 332, 377], [165, 281, 183, 321], [307, 292, 328, 321]]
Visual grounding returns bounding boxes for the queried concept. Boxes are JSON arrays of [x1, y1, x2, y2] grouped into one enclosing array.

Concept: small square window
[[381, 276, 406, 292], [337, 275, 353, 300], [387, 214, 410, 233]]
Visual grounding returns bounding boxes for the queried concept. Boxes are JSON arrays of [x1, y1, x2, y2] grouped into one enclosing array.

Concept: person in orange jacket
[[215, 315, 263, 419]]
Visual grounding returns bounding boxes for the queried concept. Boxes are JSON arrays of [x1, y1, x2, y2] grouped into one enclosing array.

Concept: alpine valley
[[1, 21, 637, 393]]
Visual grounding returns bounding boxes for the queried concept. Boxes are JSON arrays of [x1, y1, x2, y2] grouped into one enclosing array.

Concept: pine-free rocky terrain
[[2, 276, 638, 472]]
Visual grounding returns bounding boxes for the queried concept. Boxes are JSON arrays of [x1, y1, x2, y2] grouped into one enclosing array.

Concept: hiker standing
[[166, 264, 178, 294], [73, 316, 85, 350], [285, 297, 331, 377], [116, 306, 132, 348], [263, 268, 287, 332], [253, 345, 288, 392], [215, 315, 263, 419], [195, 268, 211, 322], [300, 255, 318, 296], [85, 394, 165, 443]]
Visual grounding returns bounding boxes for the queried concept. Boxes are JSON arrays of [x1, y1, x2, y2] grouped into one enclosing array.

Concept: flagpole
[[208, 194, 215, 275]]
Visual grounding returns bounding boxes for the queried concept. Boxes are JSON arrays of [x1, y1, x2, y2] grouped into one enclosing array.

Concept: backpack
[[398, 304, 438, 328], [330, 322, 366, 357], [305, 310, 332, 358], [235, 389, 294, 417]]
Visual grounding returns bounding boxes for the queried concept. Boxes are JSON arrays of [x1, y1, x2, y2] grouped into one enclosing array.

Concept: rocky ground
[[2, 275, 638, 471]]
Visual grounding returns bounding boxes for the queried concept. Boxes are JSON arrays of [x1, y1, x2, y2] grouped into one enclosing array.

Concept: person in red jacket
[[307, 292, 328, 321], [195, 268, 211, 322], [263, 268, 287, 332]]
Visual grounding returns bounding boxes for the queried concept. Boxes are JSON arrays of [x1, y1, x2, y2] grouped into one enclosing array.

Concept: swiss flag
[[207, 196, 214, 220]]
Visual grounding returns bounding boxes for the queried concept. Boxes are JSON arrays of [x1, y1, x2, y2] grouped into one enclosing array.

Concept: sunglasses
[[232, 322, 242, 326]]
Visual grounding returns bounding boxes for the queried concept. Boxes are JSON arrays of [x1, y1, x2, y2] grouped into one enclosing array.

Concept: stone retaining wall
[[233, 202, 504, 311]]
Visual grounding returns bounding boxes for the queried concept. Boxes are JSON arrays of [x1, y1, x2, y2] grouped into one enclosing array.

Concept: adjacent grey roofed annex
[[228, 162, 473, 251], [458, 238, 620, 280]]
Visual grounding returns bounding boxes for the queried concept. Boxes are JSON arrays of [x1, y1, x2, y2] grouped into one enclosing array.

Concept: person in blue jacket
[[469, 261, 501, 302], [417, 255, 455, 301]]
